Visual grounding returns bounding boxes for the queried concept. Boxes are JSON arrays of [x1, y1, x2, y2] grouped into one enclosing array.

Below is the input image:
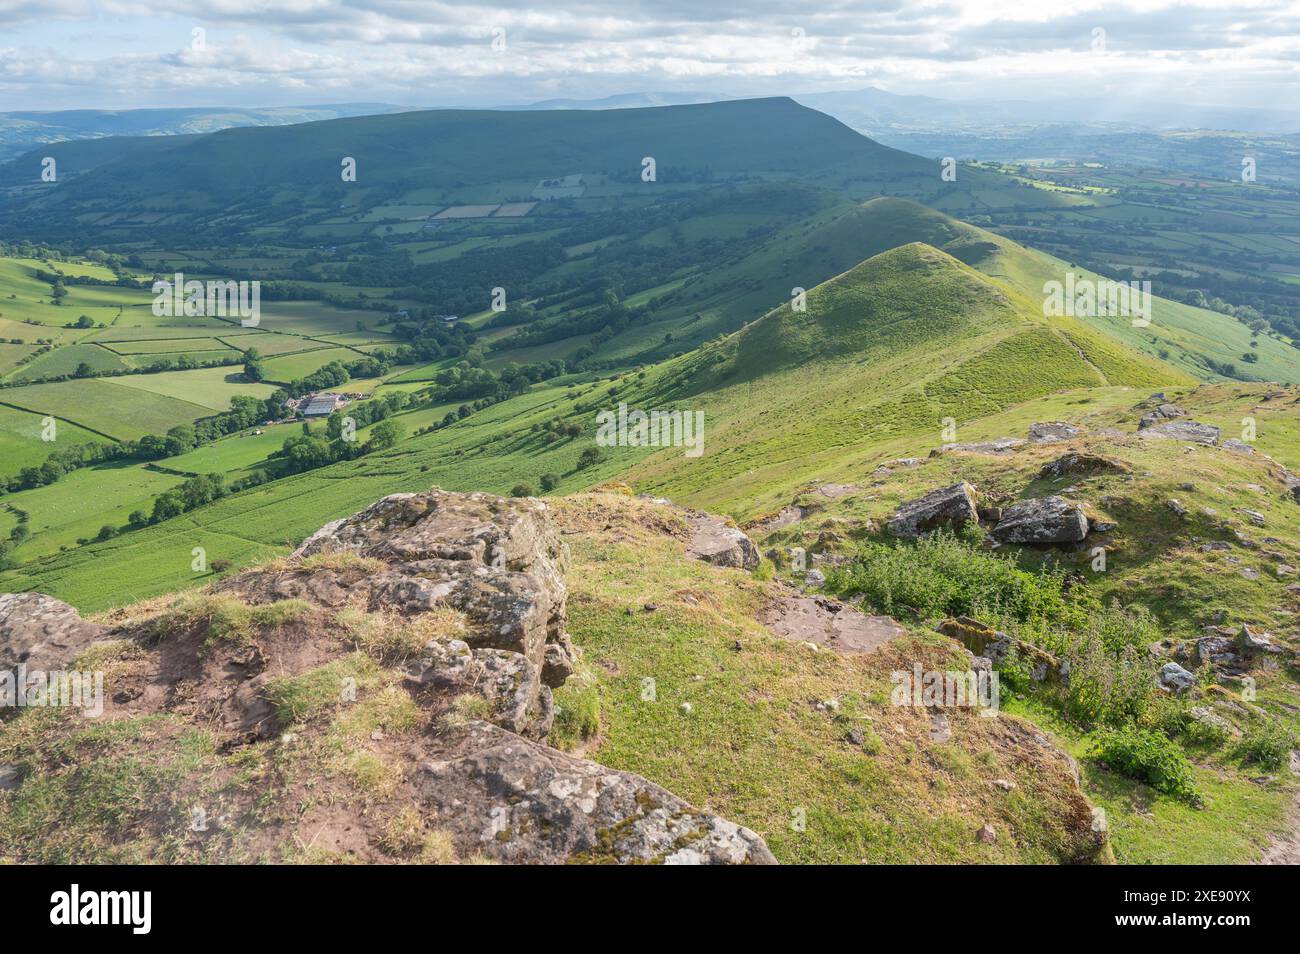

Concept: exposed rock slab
[[1028, 422, 1084, 444], [0, 592, 107, 674], [1039, 452, 1130, 480], [933, 438, 1025, 456], [417, 720, 776, 864], [1138, 420, 1221, 445], [762, 594, 906, 654]]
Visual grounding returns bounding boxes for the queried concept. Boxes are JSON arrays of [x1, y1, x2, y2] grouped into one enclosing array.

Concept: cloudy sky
[[1, 0, 1298, 111]]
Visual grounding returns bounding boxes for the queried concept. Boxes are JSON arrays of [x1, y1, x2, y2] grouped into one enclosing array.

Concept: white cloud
[[0, 0, 1297, 109]]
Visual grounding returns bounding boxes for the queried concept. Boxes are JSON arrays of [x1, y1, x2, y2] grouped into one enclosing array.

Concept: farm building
[[301, 393, 345, 417]]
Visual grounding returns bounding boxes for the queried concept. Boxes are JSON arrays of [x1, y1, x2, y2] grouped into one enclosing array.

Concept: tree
[[151, 492, 185, 523], [510, 483, 535, 498], [73, 362, 94, 378], [576, 447, 602, 470], [366, 419, 401, 451], [539, 473, 560, 492], [244, 348, 266, 382]]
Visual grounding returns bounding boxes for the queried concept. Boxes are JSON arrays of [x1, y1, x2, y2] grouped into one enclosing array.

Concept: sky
[[1, 0, 1299, 112]]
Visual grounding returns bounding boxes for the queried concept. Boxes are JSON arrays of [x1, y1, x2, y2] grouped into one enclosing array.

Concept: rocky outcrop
[[0, 592, 107, 674], [1159, 662, 1197, 694], [0, 489, 775, 866], [277, 490, 574, 685], [685, 512, 760, 569], [1138, 403, 1187, 428], [887, 481, 979, 538], [991, 496, 1089, 544]]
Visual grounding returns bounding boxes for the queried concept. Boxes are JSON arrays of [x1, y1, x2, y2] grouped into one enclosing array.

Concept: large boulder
[[991, 496, 1089, 544], [685, 512, 760, 569], [0, 592, 107, 674], [1138, 420, 1221, 445], [887, 482, 979, 539]]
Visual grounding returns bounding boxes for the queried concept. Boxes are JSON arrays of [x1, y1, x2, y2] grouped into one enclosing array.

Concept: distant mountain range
[[0, 104, 409, 162], [3, 86, 1293, 166]]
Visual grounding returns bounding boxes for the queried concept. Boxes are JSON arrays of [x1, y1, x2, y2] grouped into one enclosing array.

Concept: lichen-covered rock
[[404, 638, 553, 740], [887, 481, 979, 538], [991, 496, 1088, 544], [1159, 662, 1197, 694], [936, 616, 1065, 685], [0, 592, 107, 674], [417, 720, 776, 864], [684, 512, 759, 569]]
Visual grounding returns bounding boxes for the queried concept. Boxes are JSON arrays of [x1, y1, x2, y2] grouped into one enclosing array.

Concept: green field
[[0, 378, 213, 440], [110, 365, 277, 410], [0, 403, 110, 472]]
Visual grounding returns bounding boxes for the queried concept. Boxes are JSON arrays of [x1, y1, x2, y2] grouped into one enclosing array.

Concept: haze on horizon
[[2, 0, 1298, 118]]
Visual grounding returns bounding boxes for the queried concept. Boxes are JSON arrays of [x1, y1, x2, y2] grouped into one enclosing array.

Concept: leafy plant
[[1094, 725, 1200, 805]]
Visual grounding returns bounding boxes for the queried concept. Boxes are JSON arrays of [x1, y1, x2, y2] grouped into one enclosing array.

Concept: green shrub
[[1094, 725, 1200, 804], [1233, 721, 1295, 772], [827, 529, 1075, 626]]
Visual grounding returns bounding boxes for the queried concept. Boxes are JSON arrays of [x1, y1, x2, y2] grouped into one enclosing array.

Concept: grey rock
[[804, 568, 827, 587], [1222, 439, 1255, 455], [416, 720, 776, 864], [1028, 421, 1084, 443], [1039, 452, 1130, 480], [1238, 624, 1283, 655], [0, 764, 20, 791], [1159, 662, 1197, 694], [1139, 420, 1221, 445], [991, 496, 1088, 544], [887, 482, 979, 539], [0, 592, 107, 675], [935, 438, 1025, 456], [1167, 498, 1189, 518], [685, 512, 759, 570]]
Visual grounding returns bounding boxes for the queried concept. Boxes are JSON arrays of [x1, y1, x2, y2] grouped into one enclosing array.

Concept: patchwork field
[[0, 377, 212, 440]]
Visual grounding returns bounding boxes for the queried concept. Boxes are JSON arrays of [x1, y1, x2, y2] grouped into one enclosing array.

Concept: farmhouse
[[301, 393, 345, 417]]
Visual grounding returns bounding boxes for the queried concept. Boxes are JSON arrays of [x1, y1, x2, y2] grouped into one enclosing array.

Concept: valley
[[0, 97, 1298, 868]]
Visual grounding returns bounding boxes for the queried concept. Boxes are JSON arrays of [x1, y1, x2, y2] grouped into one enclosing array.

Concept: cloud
[[0, 0, 1297, 109]]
